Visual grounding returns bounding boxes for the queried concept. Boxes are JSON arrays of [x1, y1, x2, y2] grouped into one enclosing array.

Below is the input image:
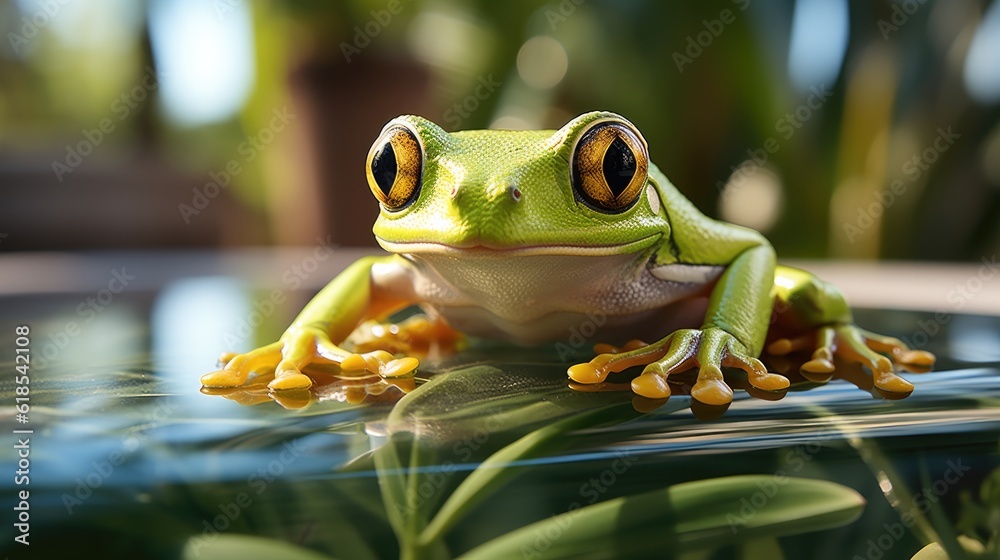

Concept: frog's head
[[365, 111, 667, 256]]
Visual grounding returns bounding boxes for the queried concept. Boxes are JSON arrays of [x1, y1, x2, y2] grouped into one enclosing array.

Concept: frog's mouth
[[375, 233, 661, 257]]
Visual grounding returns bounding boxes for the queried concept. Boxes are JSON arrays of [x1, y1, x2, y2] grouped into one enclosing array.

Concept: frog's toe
[[568, 362, 606, 384], [766, 334, 816, 356], [567, 335, 674, 385], [782, 324, 920, 393], [316, 336, 418, 378], [382, 357, 420, 378], [769, 331, 839, 379], [857, 328, 936, 367], [575, 329, 785, 406], [351, 350, 418, 378], [875, 371, 914, 393], [268, 373, 313, 391], [347, 315, 464, 357], [690, 365, 734, 406], [801, 357, 832, 371], [201, 369, 248, 388], [268, 361, 313, 391], [722, 348, 789, 392], [747, 371, 791, 391], [769, 324, 925, 393], [630, 372, 671, 399], [691, 379, 733, 406], [635, 329, 739, 405], [339, 353, 368, 372], [801, 347, 836, 375], [836, 326, 914, 393], [202, 341, 283, 388], [897, 349, 936, 367]]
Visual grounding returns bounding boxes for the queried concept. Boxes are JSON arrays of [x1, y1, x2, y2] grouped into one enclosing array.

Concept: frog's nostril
[[508, 183, 522, 203]]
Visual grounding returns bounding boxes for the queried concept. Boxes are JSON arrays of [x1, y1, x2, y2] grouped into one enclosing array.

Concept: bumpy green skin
[[205, 111, 915, 403]]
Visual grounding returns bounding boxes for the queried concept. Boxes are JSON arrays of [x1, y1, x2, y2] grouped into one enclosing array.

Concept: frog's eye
[[366, 125, 423, 210], [571, 121, 648, 212]]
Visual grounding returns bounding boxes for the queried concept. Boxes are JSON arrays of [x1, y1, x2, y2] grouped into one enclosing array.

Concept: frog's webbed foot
[[766, 324, 935, 393], [346, 314, 464, 357], [568, 328, 790, 406], [200, 326, 420, 391], [201, 341, 283, 389]]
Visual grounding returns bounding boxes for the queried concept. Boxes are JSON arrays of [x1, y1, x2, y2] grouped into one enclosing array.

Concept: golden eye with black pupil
[[572, 122, 648, 212], [366, 125, 422, 210]]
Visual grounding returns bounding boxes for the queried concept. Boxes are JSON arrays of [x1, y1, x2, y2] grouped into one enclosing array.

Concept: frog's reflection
[[200, 365, 415, 409]]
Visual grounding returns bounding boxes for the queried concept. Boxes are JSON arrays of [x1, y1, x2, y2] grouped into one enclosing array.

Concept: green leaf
[[385, 363, 631, 445], [455, 475, 865, 560], [374, 436, 409, 539], [379, 360, 662, 557], [910, 542, 950, 560], [741, 538, 784, 560], [418, 402, 650, 546], [181, 534, 337, 560]]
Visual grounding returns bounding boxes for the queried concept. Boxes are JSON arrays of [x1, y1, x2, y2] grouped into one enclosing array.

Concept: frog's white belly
[[378, 252, 723, 344]]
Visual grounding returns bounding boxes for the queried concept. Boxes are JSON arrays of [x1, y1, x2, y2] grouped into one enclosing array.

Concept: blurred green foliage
[[1, 0, 997, 258]]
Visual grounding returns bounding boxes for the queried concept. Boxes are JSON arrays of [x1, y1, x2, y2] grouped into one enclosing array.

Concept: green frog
[[201, 111, 934, 405]]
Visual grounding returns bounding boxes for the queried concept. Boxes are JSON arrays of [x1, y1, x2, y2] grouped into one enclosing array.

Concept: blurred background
[[1, 0, 998, 261]]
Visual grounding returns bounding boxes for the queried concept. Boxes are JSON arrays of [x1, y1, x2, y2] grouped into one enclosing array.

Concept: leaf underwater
[[910, 542, 950, 560], [384, 362, 636, 443], [182, 534, 339, 560], [379, 360, 663, 551], [455, 475, 866, 560]]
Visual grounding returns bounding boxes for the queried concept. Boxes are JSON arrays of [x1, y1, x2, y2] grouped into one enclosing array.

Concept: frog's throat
[[375, 233, 661, 257]]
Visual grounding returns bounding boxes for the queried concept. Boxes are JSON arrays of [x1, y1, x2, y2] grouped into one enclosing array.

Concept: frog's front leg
[[569, 244, 789, 405], [201, 255, 420, 391], [764, 266, 935, 392]]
